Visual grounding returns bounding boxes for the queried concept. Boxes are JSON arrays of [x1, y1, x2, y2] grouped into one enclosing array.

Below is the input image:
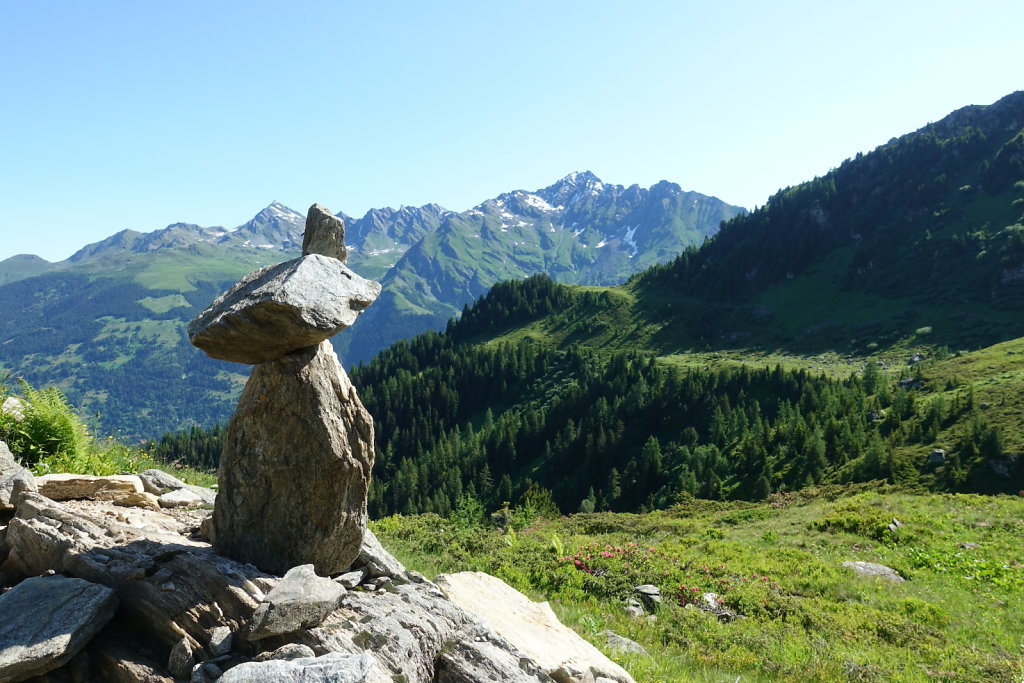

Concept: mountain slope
[[339, 92, 1024, 517], [634, 90, 1024, 353], [340, 173, 742, 361]]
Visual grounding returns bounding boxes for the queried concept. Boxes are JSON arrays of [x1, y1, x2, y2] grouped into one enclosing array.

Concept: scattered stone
[[602, 631, 649, 656], [187, 254, 381, 365], [841, 561, 905, 582], [303, 204, 348, 262], [168, 638, 195, 680], [253, 644, 316, 663], [334, 568, 367, 589], [960, 542, 980, 550], [219, 652, 376, 683], [356, 528, 407, 579], [199, 513, 216, 543], [213, 341, 375, 575], [193, 660, 224, 681], [158, 488, 205, 508], [436, 571, 636, 683], [113, 491, 162, 509], [633, 584, 662, 610], [208, 626, 233, 657], [623, 599, 645, 618], [0, 575, 118, 681], [138, 469, 186, 495], [248, 564, 346, 640]]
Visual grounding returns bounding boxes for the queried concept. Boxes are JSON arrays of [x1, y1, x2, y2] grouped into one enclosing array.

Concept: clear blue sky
[[2, 1, 1021, 262]]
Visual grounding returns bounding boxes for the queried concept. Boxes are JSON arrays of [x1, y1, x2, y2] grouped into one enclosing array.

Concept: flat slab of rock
[[0, 575, 119, 681], [36, 473, 143, 501], [436, 571, 636, 683], [249, 564, 346, 640], [187, 254, 381, 364], [219, 652, 376, 683], [841, 561, 905, 582], [212, 341, 374, 575]]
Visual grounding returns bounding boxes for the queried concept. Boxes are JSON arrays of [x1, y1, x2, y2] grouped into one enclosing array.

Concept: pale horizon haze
[[1, 1, 1021, 262]]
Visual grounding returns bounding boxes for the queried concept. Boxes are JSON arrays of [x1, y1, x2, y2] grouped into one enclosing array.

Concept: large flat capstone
[[187, 254, 381, 364]]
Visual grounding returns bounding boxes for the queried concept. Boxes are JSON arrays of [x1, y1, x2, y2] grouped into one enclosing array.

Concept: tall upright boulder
[[189, 204, 379, 575], [213, 341, 374, 574]]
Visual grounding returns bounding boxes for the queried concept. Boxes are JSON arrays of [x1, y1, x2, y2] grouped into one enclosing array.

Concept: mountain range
[[0, 173, 742, 439]]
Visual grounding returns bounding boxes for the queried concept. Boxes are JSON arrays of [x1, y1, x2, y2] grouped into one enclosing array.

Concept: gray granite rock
[[334, 568, 367, 590], [187, 254, 381, 364], [168, 638, 195, 679], [602, 630, 648, 656], [138, 469, 189, 495], [249, 564, 346, 640], [303, 204, 348, 262], [0, 575, 118, 681], [208, 626, 232, 657], [218, 652, 376, 683], [158, 488, 205, 508], [356, 528, 407, 579], [253, 643, 316, 662], [841, 560, 905, 582]]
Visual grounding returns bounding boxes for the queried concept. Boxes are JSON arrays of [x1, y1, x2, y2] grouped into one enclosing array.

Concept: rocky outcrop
[[187, 254, 380, 365], [212, 340, 374, 575], [0, 495, 632, 682], [0, 575, 118, 681], [435, 571, 636, 683]]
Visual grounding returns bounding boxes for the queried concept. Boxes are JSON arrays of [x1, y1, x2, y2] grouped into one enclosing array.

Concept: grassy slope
[[374, 487, 1024, 682]]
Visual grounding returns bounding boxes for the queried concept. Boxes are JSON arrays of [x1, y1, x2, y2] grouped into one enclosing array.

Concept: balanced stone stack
[[188, 204, 381, 575]]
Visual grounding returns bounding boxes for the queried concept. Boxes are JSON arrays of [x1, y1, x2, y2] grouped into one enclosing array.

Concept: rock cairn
[[188, 204, 381, 575]]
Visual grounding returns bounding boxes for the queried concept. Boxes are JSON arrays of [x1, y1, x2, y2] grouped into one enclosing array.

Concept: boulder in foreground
[[212, 341, 374, 575], [0, 575, 118, 681], [435, 570, 636, 683]]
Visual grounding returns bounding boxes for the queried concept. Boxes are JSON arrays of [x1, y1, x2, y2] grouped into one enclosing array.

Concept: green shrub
[[2, 381, 89, 467]]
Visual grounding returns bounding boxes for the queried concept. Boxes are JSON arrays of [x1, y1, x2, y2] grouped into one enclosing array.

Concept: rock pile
[[0, 473, 633, 682], [188, 204, 381, 575]]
